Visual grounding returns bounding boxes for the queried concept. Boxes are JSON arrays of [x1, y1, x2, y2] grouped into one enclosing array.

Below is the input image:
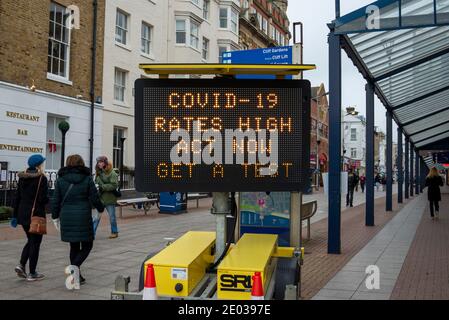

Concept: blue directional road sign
[[221, 46, 293, 79]]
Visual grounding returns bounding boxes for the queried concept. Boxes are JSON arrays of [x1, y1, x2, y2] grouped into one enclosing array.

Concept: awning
[[333, 0, 449, 149]]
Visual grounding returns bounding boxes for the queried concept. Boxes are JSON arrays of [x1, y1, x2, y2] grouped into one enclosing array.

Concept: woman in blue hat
[[10, 154, 49, 281]]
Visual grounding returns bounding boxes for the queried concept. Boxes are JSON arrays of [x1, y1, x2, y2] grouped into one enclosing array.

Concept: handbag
[[29, 175, 46, 235]]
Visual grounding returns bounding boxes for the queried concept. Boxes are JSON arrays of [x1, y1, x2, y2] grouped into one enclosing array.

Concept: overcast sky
[[288, 0, 398, 142]]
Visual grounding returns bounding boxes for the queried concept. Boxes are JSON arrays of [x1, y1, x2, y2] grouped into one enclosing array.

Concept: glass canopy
[[335, 0, 449, 148]]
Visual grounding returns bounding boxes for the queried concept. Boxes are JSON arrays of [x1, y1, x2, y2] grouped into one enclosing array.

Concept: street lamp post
[[58, 120, 70, 169]]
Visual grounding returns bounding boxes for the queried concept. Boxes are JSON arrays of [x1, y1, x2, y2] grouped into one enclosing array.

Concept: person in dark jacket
[[51, 154, 104, 288], [346, 168, 358, 207], [425, 167, 444, 220], [11, 154, 48, 281], [360, 175, 366, 193]]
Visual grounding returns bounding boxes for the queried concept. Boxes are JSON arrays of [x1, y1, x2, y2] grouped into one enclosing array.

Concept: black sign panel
[[135, 79, 310, 192]]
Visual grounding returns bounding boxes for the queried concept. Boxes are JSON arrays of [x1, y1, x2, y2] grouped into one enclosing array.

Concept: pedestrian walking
[[51, 154, 104, 288], [375, 174, 381, 191], [10, 154, 48, 281], [382, 175, 386, 191], [93, 156, 120, 239], [425, 167, 444, 220], [346, 168, 358, 207], [360, 175, 366, 193]]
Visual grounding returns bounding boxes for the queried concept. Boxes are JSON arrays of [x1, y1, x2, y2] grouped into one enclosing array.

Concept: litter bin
[[159, 192, 187, 214]]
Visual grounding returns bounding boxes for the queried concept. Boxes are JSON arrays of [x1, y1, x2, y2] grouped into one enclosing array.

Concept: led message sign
[[135, 79, 310, 192]]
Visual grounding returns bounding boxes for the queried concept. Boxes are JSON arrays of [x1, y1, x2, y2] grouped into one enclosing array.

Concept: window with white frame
[[190, 20, 199, 49], [115, 9, 129, 45], [271, 25, 276, 39], [219, 7, 228, 28], [280, 34, 285, 46], [231, 8, 238, 33], [202, 37, 209, 60], [262, 17, 268, 34], [141, 22, 152, 55], [176, 19, 186, 44], [257, 12, 263, 29], [351, 148, 357, 158], [113, 127, 126, 169], [203, 0, 210, 20], [46, 115, 66, 170], [48, 2, 71, 79], [191, 0, 200, 6], [242, 0, 249, 9], [114, 68, 127, 102], [351, 128, 357, 141]]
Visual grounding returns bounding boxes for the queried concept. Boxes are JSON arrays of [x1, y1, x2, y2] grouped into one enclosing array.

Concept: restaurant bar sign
[[135, 78, 311, 192]]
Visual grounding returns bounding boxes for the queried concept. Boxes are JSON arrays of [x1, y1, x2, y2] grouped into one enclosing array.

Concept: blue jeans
[[93, 205, 118, 234]]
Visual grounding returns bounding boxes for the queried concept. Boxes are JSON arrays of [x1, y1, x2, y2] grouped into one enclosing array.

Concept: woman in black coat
[[51, 154, 104, 288], [425, 167, 444, 219], [11, 154, 48, 281]]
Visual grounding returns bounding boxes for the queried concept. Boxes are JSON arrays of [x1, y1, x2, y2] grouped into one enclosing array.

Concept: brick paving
[[0, 199, 215, 300], [1, 191, 422, 300], [300, 194, 410, 300], [390, 188, 449, 300]]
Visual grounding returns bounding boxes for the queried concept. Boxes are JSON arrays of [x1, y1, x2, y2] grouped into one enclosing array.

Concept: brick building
[[0, 0, 105, 171], [311, 84, 329, 185], [239, 0, 290, 50]]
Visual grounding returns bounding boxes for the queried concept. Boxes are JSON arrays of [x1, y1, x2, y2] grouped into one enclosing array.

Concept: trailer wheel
[[273, 257, 300, 300], [138, 252, 158, 291]]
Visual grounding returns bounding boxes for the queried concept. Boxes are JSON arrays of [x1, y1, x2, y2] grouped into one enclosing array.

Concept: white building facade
[[0, 82, 103, 173], [343, 114, 366, 174], [101, 0, 240, 170]]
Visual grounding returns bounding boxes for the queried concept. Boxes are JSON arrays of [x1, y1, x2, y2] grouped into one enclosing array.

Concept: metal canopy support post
[[328, 30, 342, 254], [420, 158, 428, 192], [405, 137, 410, 199], [415, 150, 420, 195], [397, 128, 403, 203], [410, 146, 414, 197], [386, 112, 393, 211], [366, 82, 375, 226]]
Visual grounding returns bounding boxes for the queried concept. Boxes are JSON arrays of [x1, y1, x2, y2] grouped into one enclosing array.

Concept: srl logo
[[220, 274, 252, 292]]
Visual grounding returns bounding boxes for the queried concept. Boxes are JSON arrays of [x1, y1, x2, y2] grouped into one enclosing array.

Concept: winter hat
[[28, 154, 46, 169], [96, 155, 108, 165]]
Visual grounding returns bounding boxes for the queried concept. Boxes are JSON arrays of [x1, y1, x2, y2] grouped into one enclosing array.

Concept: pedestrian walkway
[[300, 193, 407, 299], [0, 199, 215, 300], [312, 193, 426, 300], [303, 185, 398, 224], [391, 189, 449, 299]]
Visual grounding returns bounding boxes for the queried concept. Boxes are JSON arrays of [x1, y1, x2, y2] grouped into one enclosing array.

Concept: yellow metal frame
[[139, 63, 316, 77]]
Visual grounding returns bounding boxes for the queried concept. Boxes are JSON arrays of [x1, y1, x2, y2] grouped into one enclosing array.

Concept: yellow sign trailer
[[144, 231, 216, 297], [110, 63, 315, 301]]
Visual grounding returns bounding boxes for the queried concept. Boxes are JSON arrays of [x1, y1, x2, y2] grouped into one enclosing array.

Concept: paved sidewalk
[[304, 185, 398, 224], [300, 192, 408, 299], [312, 193, 426, 300], [391, 189, 449, 299], [0, 199, 215, 300]]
